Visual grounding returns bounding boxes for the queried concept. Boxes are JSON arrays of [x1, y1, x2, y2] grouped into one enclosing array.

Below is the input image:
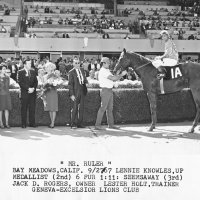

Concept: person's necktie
[[77, 69, 83, 84], [28, 70, 31, 78]]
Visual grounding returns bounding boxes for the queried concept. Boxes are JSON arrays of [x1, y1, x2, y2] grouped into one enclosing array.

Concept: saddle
[[160, 64, 183, 80]]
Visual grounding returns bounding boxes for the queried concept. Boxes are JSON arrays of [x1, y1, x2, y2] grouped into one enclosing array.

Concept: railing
[[24, 2, 105, 9], [0, 38, 199, 53]]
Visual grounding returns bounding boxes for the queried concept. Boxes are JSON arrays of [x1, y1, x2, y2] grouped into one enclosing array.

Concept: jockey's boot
[[156, 66, 166, 80]]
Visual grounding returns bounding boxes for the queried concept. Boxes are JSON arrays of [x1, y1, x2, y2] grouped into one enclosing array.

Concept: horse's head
[[113, 48, 131, 74]]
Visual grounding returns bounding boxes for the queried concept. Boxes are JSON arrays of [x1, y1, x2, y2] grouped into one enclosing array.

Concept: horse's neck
[[131, 56, 154, 75]]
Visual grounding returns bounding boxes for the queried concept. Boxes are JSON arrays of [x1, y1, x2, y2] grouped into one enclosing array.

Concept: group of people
[[0, 56, 127, 130], [0, 28, 179, 129]]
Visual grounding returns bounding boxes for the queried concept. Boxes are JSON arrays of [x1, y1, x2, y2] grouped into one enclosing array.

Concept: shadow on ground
[[1, 123, 200, 141]]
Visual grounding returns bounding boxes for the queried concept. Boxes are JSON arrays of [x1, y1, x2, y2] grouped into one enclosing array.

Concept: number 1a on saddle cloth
[[163, 64, 183, 80]]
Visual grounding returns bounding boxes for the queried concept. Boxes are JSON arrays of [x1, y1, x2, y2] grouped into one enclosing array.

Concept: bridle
[[116, 55, 152, 74]]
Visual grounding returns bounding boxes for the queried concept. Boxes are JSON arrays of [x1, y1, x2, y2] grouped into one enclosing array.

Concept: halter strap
[[135, 61, 152, 71]]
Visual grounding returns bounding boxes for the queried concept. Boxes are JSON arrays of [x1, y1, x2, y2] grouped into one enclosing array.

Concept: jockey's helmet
[[160, 30, 170, 36]]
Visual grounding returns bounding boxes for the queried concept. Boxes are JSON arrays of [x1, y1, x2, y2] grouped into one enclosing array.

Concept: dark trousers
[[71, 91, 85, 126], [21, 92, 36, 126]]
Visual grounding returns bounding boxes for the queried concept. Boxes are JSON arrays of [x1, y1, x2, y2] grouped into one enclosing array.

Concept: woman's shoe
[[5, 124, 10, 129], [48, 125, 54, 128]]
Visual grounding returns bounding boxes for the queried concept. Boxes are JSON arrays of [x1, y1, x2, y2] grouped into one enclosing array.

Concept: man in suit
[[17, 59, 38, 128], [68, 58, 88, 128]]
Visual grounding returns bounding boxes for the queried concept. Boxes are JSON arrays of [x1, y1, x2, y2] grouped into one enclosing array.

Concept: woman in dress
[[0, 65, 12, 128], [43, 62, 58, 128]]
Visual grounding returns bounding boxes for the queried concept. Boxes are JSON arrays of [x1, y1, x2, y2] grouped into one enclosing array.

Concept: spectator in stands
[[123, 8, 130, 17], [88, 58, 97, 71], [58, 17, 63, 25], [58, 58, 67, 78], [73, 28, 79, 33], [87, 69, 95, 81], [37, 68, 45, 86], [48, 17, 53, 24], [34, 5, 39, 13], [124, 33, 130, 39], [0, 25, 6, 33], [178, 33, 184, 40], [152, 30, 179, 79], [28, 17, 36, 28], [4, 8, 10, 15], [44, 6, 50, 13], [39, 19, 44, 27], [30, 32, 37, 38], [179, 28, 185, 35], [91, 8, 96, 15], [63, 32, 70, 38], [173, 28, 179, 35], [53, 32, 59, 38], [102, 32, 110, 39], [8, 58, 18, 81], [124, 68, 136, 81], [37, 59, 45, 70], [24, 5, 28, 17], [96, 59, 101, 70], [82, 59, 89, 77], [44, 17, 48, 24], [0, 64, 12, 128], [60, 7, 66, 14], [188, 34, 195, 40], [65, 59, 73, 75], [82, 27, 88, 33]]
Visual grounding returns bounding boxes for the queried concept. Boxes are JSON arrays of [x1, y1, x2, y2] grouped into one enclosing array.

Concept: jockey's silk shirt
[[164, 39, 178, 61], [98, 67, 114, 89]]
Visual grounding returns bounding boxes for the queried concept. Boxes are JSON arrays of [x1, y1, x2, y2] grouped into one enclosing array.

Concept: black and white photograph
[[1, 0, 200, 199]]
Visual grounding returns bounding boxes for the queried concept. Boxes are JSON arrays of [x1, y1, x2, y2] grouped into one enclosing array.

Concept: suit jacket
[[88, 63, 97, 71], [17, 68, 38, 95], [68, 68, 88, 97]]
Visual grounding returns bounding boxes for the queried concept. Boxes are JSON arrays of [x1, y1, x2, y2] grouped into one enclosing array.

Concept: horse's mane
[[126, 51, 152, 63]]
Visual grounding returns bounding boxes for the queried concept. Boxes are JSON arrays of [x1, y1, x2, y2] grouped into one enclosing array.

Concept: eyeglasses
[[74, 62, 80, 64]]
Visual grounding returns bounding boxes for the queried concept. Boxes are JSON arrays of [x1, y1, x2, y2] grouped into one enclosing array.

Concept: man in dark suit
[[68, 58, 88, 128], [17, 59, 38, 128]]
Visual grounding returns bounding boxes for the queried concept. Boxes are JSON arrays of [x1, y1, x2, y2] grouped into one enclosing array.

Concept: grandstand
[[0, 0, 199, 62]]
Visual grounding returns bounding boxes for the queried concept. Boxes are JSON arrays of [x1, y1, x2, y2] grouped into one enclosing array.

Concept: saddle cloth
[[163, 64, 183, 80]]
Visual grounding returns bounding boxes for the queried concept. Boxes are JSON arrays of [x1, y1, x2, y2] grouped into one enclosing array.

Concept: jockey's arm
[[161, 41, 174, 59]]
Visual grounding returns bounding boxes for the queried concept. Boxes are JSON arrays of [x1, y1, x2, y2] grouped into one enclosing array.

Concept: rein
[[135, 61, 152, 71]]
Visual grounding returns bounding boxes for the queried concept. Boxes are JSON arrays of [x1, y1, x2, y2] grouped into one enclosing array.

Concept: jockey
[[152, 30, 179, 79]]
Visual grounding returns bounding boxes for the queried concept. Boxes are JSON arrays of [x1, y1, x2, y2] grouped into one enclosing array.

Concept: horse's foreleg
[[147, 92, 157, 131]]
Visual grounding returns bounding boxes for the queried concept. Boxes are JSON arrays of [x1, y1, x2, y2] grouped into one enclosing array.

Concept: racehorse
[[114, 49, 200, 133]]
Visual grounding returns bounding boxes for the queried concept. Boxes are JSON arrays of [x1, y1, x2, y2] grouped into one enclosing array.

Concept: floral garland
[[9, 79, 143, 90]]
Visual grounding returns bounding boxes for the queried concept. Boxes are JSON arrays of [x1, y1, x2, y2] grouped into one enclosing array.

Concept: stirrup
[[157, 73, 165, 80]]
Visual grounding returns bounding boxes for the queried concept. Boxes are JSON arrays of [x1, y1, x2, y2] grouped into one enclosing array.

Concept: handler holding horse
[[152, 30, 179, 79], [114, 48, 200, 133]]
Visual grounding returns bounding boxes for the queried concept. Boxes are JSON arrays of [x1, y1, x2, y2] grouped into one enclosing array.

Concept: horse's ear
[[123, 48, 126, 54]]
